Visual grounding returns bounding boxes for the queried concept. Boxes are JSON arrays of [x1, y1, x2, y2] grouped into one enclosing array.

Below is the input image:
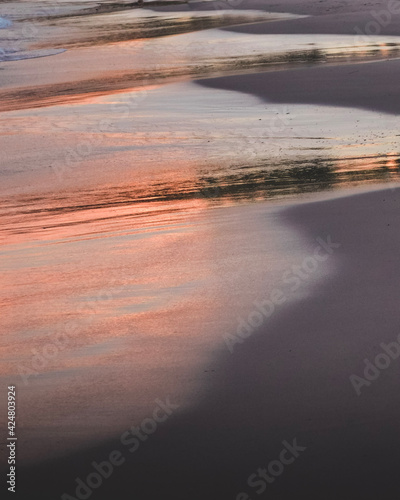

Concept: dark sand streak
[[198, 57, 400, 115], [223, 11, 400, 37]]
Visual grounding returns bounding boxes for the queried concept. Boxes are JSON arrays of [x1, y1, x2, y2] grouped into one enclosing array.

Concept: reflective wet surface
[[1, 0, 400, 469]]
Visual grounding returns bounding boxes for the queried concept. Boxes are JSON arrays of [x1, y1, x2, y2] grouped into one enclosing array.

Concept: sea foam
[[0, 47, 66, 62]]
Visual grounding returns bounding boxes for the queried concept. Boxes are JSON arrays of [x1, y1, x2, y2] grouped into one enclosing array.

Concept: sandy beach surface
[[1, 0, 400, 498], [11, 186, 400, 500]]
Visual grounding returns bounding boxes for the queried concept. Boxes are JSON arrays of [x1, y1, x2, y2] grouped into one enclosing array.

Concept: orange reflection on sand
[[378, 43, 391, 58], [54, 83, 163, 109], [0, 178, 227, 462], [385, 152, 399, 170], [0, 188, 217, 368]]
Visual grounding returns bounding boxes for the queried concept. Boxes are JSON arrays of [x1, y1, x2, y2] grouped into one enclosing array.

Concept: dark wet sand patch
[[223, 10, 400, 37], [198, 57, 400, 116], [3, 42, 400, 112]]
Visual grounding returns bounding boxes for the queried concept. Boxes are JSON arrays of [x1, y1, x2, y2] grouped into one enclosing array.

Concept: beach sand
[[12, 185, 400, 499], [198, 57, 400, 115], [1, 0, 400, 497]]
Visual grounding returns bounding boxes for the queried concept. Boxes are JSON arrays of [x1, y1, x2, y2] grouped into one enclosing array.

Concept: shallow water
[[2, 82, 399, 198], [2, 30, 400, 111], [2, 78, 399, 461]]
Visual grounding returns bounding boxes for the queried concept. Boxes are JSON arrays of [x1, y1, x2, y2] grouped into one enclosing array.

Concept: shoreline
[[3, 41, 400, 113], [197, 56, 400, 115], [3, 0, 400, 113], [2, 2, 400, 496], [10, 184, 400, 499]]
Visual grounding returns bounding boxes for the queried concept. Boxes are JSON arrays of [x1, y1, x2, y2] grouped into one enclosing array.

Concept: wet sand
[[223, 3, 400, 37], [4, 0, 400, 112], [4, 34, 400, 111], [198, 56, 400, 115], [11, 185, 400, 499], [1, 0, 400, 497]]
